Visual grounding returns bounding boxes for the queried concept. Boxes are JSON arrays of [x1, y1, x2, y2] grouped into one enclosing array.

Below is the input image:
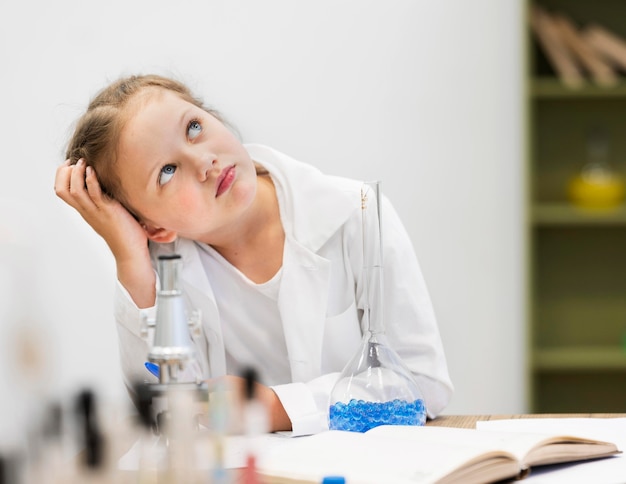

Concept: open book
[[256, 425, 620, 484]]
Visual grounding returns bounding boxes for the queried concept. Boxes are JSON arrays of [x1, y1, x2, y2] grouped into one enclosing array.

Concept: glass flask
[[328, 181, 427, 432], [567, 125, 625, 210]]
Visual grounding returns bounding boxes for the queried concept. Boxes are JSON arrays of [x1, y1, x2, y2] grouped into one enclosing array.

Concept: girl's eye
[[159, 164, 176, 186], [188, 120, 202, 140]]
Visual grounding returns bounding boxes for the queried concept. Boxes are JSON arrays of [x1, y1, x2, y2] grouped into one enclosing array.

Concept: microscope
[[136, 254, 209, 435]]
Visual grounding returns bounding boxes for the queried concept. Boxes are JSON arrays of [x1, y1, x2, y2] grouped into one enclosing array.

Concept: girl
[[54, 74, 453, 435]]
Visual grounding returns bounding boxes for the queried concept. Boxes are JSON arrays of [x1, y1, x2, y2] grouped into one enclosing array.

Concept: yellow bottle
[[567, 127, 625, 210]]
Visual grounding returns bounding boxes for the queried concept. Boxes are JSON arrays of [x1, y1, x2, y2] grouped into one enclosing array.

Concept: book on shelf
[[552, 13, 618, 87], [257, 425, 620, 484], [529, 5, 585, 88], [584, 24, 626, 73]]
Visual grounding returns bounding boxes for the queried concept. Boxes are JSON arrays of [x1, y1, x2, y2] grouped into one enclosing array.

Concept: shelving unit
[[527, 0, 626, 412]]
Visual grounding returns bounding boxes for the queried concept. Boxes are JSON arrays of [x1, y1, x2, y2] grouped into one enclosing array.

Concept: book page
[[257, 429, 522, 484], [476, 418, 626, 483], [368, 425, 616, 466]]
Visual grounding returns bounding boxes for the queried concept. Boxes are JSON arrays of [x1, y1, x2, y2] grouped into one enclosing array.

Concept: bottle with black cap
[[240, 367, 269, 484], [72, 388, 112, 484]]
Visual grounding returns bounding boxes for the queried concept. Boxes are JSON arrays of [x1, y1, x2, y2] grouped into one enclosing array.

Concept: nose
[[189, 148, 217, 182]]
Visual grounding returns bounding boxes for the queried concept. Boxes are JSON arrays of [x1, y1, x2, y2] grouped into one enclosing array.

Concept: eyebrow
[[180, 107, 192, 130]]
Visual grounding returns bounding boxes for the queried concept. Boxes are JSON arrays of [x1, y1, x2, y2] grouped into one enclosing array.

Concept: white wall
[[0, 0, 525, 434]]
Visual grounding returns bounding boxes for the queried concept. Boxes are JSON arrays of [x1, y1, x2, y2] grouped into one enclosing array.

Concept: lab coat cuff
[[271, 382, 326, 437], [114, 280, 157, 334]]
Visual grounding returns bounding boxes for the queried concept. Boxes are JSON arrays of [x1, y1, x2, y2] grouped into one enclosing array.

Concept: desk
[[427, 413, 626, 429]]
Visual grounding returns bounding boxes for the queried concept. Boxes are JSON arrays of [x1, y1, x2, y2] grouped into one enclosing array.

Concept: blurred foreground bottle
[[568, 126, 625, 210], [328, 182, 426, 433]]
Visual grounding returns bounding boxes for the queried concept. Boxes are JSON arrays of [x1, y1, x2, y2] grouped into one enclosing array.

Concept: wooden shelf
[[534, 346, 626, 370], [532, 78, 626, 98], [527, 0, 626, 413], [533, 203, 626, 225]]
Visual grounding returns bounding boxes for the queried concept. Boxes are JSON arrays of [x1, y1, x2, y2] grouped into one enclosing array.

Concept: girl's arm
[[54, 159, 156, 308]]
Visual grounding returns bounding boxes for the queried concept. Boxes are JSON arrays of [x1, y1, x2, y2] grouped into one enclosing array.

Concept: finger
[[85, 165, 104, 201], [68, 158, 87, 197], [66, 159, 101, 212], [54, 160, 75, 200], [69, 159, 96, 205]]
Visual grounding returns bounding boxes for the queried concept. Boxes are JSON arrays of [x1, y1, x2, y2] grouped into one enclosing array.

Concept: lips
[[216, 165, 236, 197]]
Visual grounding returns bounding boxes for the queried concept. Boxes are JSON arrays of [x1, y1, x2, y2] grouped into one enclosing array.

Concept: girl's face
[[116, 88, 258, 244]]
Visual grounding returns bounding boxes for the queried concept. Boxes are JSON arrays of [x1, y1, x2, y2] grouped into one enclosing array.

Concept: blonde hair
[[65, 74, 230, 207]]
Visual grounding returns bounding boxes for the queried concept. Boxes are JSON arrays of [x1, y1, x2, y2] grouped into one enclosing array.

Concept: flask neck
[[585, 125, 613, 170], [363, 266, 385, 335], [362, 182, 385, 335]]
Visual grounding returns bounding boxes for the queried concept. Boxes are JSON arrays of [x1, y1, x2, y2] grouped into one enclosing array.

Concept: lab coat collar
[[245, 144, 362, 253]]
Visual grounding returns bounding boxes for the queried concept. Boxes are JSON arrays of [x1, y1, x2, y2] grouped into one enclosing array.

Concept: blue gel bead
[[329, 398, 426, 432]]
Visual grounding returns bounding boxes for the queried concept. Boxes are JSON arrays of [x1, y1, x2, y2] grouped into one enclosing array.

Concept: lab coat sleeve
[[379, 194, 454, 417], [114, 280, 158, 390], [270, 373, 340, 436]]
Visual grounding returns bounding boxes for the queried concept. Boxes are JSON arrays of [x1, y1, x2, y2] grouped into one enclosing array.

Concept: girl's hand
[[54, 159, 156, 307], [222, 375, 291, 433], [54, 159, 145, 254]]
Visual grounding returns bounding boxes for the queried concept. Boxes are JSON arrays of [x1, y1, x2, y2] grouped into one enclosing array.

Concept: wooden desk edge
[[427, 413, 626, 429]]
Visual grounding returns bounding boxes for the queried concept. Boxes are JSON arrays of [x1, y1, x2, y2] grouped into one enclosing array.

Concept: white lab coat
[[114, 144, 453, 436]]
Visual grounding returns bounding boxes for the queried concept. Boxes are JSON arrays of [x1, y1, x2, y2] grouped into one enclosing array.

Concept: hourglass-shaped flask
[[328, 181, 427, 432]]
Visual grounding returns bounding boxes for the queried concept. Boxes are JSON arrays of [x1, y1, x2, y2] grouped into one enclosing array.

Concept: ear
[[142, 224, 178, 244]]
